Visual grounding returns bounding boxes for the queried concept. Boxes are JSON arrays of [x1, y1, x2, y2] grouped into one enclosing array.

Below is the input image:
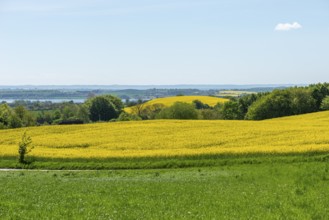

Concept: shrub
[[58, 117, 84, 125], [157, 102, 198, 119], [18, 131, 34, 164], [117, 112, 142, 121], [199, 109, 221, 120], [193, 100, 210, 109]]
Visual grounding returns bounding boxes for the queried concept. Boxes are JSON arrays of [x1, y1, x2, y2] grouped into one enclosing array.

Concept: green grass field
[[1, 161, 328, 219]]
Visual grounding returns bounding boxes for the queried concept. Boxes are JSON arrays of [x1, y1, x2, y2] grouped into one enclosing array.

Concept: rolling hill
[[1, 111, 329, 160], [125, 95, 228, 113]]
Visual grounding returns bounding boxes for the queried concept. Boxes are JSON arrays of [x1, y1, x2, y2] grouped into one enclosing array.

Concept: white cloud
[[275, 22, 302, 31]]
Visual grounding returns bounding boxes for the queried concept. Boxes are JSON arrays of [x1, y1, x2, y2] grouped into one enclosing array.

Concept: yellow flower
[[1, 111, 329, 159]]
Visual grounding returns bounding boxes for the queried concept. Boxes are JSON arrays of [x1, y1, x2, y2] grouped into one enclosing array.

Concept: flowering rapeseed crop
[[124, 95, 228, 113], [1, 111, 329, 159]]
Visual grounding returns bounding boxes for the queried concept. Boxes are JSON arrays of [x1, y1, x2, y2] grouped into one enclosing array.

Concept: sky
[[0, 0, 328, 85]]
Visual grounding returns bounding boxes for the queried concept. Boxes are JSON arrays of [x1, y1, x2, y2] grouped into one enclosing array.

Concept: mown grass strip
[[1, 151, 329, 170]]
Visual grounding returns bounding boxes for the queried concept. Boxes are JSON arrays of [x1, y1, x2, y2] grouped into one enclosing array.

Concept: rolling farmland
[[1, 111, 329, 160], [124, 95, 228, 113], [1, 98, 329, 219]]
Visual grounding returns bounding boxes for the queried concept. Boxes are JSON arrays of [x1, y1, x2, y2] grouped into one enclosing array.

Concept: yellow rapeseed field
[[1, 111, 329, 159], [124, 96, 228, 113]]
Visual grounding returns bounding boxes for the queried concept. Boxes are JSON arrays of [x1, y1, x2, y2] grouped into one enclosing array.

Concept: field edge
[[1, 151, 329, 170]]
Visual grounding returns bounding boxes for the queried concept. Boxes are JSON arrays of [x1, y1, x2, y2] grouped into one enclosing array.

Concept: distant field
[[217, 90, 256, 97], [143, 96, 228, 106], [125, 95, 228, 113], [1, 111, 329, 165]]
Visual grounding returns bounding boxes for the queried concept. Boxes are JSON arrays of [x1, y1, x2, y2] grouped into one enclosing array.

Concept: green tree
[[311, 83, 329, 109], [9, 114, 23, 128], [237, 93, 264, 118], [86, 95, 123, 121], [36, 112, 47, 125], [78, 105, 90, 123], [0, 104, 13, 128], [290, 88, 317, 114], [52, 110, 62, 121], [220, 101, 242, 120], [14, 105, 27, 120], [89, 96, 118, 121], [14, 105, 35, 127], [245, 90, 292, 120], [61, 105, 78, 120], [102, 95, 124, 113], [320, 96, 329, 110]]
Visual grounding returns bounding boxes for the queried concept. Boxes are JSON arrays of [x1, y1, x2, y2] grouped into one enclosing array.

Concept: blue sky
[[0, 0, 328, 85]]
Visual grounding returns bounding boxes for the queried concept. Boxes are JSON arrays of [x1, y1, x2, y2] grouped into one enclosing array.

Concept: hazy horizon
[[0, 83, 307, 92]]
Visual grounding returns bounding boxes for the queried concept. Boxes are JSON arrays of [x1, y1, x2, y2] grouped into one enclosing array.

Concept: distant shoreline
[[0, 84, 304, 91]]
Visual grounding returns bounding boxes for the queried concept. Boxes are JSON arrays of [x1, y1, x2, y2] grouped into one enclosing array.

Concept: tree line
[[1, 83, 329, 129], [0, 95, 123, 129], [127, 83, 329, 120]]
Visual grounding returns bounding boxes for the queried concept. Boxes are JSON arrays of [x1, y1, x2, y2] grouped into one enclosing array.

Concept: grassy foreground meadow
[[0, 111, 329, 169], [1, 162, 328, 219]]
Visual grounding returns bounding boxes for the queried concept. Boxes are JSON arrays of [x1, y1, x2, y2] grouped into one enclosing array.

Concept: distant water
[[0, 98, 144, 104], [0, 99, 86, 104]]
